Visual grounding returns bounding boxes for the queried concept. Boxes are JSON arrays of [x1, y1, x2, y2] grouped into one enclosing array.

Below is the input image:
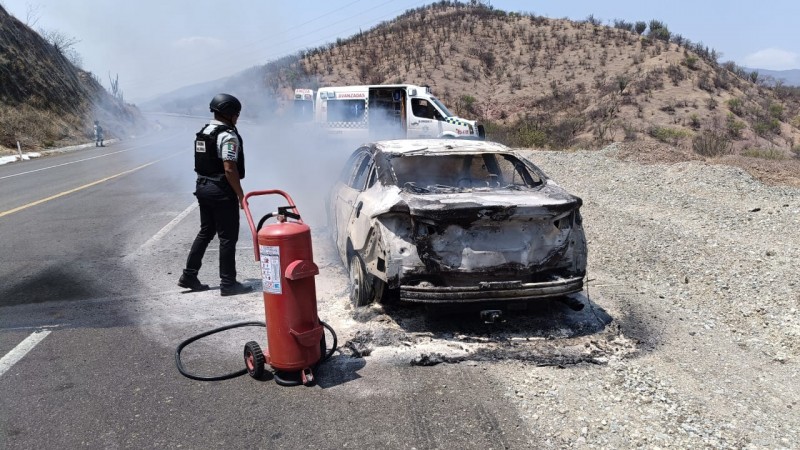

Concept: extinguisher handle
[[242, 190, 300, 261]]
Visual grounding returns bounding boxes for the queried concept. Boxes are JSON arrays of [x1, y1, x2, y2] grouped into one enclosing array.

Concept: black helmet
[[209, 93, 241, 117]]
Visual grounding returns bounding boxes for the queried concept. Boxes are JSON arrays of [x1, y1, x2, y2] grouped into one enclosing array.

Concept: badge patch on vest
[[195, 140, 206, 153]]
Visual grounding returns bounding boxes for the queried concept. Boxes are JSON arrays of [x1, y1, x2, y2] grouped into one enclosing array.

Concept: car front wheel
[[349, 254, 373, 307]]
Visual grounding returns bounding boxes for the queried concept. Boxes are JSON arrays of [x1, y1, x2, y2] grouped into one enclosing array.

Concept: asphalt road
[[0, 116, 535, 449]]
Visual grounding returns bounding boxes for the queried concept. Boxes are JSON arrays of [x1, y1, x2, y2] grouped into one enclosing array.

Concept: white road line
[[0, 330, 51, 377], [0, 149, 131, 180], [136, 202, 198, 252], [0, 136, 178, 181]]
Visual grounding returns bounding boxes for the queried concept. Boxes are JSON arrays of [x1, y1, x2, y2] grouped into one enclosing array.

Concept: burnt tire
[[349, 254, 373, 308], [373, 278, 398, 304], [243, 341, 265, 379]]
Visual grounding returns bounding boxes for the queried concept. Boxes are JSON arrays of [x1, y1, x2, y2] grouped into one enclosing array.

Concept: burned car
[[328, 139, 587, 307]]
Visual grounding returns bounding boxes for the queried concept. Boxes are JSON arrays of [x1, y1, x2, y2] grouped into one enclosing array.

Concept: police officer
[[178, 93, 253, 296]]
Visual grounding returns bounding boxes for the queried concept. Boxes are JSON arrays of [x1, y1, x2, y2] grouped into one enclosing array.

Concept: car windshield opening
[[390, 154, 540, 191]]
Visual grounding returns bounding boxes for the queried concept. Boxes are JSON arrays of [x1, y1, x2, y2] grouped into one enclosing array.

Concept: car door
[[334, 151, 372, 256], [407, 98, 439, 138], [329, 151, 359, 254]]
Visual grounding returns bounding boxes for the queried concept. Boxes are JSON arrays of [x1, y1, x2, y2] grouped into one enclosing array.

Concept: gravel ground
[[312, 144, 798, 449], [496, 145, 799, 449]]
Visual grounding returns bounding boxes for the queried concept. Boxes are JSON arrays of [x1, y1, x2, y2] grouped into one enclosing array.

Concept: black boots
[[220, 281, 253, 297], [178, 274, 210, 292], [179, 274, 252, 296]]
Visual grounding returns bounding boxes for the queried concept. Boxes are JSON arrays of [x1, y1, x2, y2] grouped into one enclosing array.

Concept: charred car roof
[[369, 138, 516, 156], [360, 139, 550, 190]]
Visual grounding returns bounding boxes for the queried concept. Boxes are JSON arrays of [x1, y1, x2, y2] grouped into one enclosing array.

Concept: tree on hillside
[[647, 20, 671, 41], [108, 73, 123, 102], [24, 3, 41, 27], [39, 27, 82, 67]]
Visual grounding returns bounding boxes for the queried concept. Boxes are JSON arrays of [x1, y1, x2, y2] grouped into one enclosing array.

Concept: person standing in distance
[[93, 121, 104, 147], [178, 93, 253, 296]]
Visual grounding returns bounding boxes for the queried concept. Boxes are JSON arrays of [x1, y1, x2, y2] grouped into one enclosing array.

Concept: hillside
[[144, 2, 800, 186], [140, 66, 271, 119], [0, 5, 145, 152], [751, 68, 800, 87], [266, 2, 799, 185]]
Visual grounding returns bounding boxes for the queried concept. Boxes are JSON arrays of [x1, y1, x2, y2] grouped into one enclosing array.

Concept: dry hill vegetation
[[262, 1, 800, 186], [0, 5, 144, 153]]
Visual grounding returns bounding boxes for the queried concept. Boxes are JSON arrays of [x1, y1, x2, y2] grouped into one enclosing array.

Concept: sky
[[2, 0, 799, 103]]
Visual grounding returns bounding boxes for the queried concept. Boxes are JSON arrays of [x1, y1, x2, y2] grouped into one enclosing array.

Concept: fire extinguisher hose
[[175, 320, 337, 381]]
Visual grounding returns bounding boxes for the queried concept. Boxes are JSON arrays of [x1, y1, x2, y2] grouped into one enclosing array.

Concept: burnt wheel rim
[[349, 256, 363, 305]]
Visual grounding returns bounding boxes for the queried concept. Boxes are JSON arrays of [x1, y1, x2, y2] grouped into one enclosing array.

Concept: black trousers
[[183, 178, 239, 286]]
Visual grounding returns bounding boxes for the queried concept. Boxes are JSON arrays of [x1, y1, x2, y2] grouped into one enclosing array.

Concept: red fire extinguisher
[[242, 189, 335, 386]]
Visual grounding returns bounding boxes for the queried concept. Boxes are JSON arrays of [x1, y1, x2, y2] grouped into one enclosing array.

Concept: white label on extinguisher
[[260, 245, 282, 294]]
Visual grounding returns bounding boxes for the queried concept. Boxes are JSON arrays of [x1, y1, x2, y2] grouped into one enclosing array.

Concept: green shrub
[[698, 76, 714, 92], [684, 55, 699, 70], [727, 98, 745, 116], [753, 118, 780, 137], [689, 114, 701, 129], [459, 95, 477, 116], [649, 126, 690, 144], [648, 20, 671, 41], [742, 147, 785, 160], [514, 126, 548, 148], [549, 117, 585, 149], [768, 103, 784, 120], [623, 124, 638, 141], [667, 64, 684, 85], [726, 113, 746, 138], [692, 130, 731, 157]]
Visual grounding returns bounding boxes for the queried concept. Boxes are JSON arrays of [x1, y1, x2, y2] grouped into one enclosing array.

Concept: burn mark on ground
[[0, 264, 98, 306], [342, 293, 636, 365], [409, 326, 625, 367]]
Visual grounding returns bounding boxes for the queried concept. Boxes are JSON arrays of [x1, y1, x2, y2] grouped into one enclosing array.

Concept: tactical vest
[[194, 124, 245, 179]]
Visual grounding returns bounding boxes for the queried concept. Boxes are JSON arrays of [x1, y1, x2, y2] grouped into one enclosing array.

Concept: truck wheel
[[349, 254, 373, 307], [244, 341, 265, 379]]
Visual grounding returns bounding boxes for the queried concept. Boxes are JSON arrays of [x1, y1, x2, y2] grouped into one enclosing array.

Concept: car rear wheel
[[349, 254, 373, 307]]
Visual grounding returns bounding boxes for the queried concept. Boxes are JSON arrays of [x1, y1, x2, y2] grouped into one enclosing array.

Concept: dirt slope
[[279, 3, 799, 153], [0, 5, 145, 152]]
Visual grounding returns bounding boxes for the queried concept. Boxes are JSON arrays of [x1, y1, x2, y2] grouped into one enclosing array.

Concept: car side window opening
[[366, 165, 378, 189], [429, 96, 454, 117], [340, 151, 363, 182], [410, 98, 440, 120], [348, 153, 372, 190]]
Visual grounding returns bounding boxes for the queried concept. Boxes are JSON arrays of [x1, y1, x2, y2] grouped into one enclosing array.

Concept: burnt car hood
[[377, 182, 581, 223]]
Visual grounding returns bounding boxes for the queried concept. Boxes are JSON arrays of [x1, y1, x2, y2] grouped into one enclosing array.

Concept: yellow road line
[[0, 154, 177, 219]]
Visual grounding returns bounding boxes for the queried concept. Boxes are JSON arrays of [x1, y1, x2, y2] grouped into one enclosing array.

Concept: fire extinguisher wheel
[[243, 341, 265, 379]]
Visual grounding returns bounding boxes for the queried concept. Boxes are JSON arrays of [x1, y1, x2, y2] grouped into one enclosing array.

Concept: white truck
[[293, 84, 484, 140]]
